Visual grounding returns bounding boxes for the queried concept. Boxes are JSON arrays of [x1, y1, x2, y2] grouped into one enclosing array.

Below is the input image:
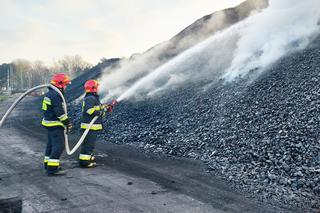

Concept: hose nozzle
[[111, 99, 118, 107]]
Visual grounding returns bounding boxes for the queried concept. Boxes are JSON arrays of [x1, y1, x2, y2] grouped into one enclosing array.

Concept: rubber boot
[[47, 168, 67, 176], [87, 162, 97, 168]]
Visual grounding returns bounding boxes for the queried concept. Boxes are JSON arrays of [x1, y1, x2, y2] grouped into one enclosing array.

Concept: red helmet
[[50, 73, 71, 89], [84, 80, 99, 93]]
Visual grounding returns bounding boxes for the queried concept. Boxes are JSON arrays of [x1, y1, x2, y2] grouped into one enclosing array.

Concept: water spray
[[114, 23, 243, 102], [0, 84, 100, 155]]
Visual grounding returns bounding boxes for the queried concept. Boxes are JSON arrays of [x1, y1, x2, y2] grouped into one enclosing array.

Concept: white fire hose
[[0, 84, 98, 155]]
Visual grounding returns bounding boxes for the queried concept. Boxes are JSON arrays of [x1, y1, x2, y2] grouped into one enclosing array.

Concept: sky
[[0, 0, 244, 65]]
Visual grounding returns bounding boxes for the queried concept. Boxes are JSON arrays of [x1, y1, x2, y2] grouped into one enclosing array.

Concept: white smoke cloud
[[100, 0, 320, 102], [223, 0, 320, 80], [98, 6, 234, 101], [101, 23, 240, 102], [146, 73, 187, 97]]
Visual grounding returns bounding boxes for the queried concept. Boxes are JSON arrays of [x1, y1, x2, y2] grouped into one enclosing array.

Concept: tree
[[1, 55, 92, 91], [0, 63, 10, 91], [54, 55, 92, 78], [31, 60, 52, 87], [12, 59, 31, 90]]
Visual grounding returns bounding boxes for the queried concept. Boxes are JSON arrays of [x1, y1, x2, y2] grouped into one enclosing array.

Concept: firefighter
[[79, 80, 113, 168], [42, 73, 72, 176]]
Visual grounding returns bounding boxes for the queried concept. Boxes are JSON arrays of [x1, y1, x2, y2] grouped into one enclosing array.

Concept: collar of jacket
[[85, 92, 99, 98], [48, 87, 64, 94]]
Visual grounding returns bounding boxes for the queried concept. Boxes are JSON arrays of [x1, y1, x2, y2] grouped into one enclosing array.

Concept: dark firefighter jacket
[[41, 88, 69, 128], [81, 93, 104, 131]]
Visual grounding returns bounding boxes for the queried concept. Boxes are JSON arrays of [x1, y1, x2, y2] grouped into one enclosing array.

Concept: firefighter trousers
[[44, 127, 65, 174], [79, 130, 98, 167]]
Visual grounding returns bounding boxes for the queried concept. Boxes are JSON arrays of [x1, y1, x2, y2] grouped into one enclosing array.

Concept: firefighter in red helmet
[[79, 80, 114, 168], [42, 73, 72, 176]]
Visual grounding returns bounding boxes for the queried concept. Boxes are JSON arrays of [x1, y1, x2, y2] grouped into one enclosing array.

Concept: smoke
[[223, 0, 320, 80], [98, 10, 230, 92], [98, 7, 231, 101], [99, 45, 166, 99], [114, 24, 240, 102], [100, 0, 320, 102], [101, 23, 240, 102]]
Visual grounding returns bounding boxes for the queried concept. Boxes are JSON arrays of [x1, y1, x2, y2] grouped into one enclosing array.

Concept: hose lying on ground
[[0, 84, 98, 155]]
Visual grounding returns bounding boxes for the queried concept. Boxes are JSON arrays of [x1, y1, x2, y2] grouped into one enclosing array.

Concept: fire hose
[[0, 84, 100, 155]]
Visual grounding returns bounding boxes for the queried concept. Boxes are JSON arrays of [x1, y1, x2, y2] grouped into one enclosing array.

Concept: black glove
[[62, 118, 70, 126], [102, 104, 113, 113], [93, 110, 103, 117]]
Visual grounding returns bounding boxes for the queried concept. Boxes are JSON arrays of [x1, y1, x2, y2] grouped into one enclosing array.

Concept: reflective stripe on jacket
[[81, 93, 103, 131], [41, 119, 64, 127], [41, 88, 69, 128], [80, 123, 103, 130]]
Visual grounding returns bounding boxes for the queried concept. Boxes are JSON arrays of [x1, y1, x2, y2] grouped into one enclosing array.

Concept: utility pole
[[7, 65, 12, 95], [7, 67, 9, 92], [10, 65, 14, 92]]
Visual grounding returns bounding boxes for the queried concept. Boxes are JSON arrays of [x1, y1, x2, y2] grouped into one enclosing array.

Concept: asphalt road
[[0, 95, 280, 213]]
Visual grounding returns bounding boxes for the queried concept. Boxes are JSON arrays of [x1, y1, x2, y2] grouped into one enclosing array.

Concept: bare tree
[[12, 59, 31, 90], [2, 55, 92, 90], [31, 60, 51, 86], [54, 55, 92, 78]]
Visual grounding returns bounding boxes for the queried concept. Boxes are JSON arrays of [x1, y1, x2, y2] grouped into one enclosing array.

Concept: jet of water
[[116, 22, 243, 102]]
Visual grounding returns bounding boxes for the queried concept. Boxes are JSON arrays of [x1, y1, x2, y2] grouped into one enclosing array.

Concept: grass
[[0, 95, 7, 102]]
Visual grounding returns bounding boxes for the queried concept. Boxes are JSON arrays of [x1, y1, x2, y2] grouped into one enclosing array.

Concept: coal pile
[[68, 35, 320, 212]]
